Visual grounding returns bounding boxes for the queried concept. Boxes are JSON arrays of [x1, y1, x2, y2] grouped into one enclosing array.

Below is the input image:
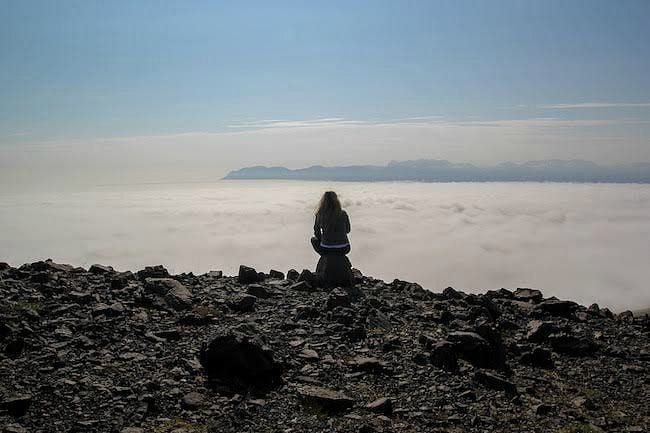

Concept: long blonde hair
[[316, 191, 342, 227]]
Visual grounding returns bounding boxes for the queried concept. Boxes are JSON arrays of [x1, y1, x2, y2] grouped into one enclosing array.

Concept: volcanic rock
[[200, 332, 282, 392], [327, 288, 351, 310], [315, 255, 353, 288], [526, 320, 562, 342], [238, 265, 260, 284], [1, 394, 32, 417], [533, 298, 579, 318], [88, 264, 114, 275], [519, 346, 554, 369], [473, 371, 517, 395], [549, 333, 599, 356], [137, 265, 170, 279], [298, 386, 354, 412], [429, 340, 459, 372], [513, 288, 543, 303], [227, 294, 257, 312], [366, 397, 393, 415]]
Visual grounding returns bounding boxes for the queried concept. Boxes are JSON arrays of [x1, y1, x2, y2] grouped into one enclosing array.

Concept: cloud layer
[[1, 181, 649, 311]]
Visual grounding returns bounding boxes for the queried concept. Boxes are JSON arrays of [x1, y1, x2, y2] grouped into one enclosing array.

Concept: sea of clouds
[[1, 180, 649, 311]]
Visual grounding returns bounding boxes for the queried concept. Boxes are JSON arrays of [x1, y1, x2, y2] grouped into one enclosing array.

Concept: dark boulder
[[89, 264, 114, 275], [315, 255, 353, 288], [447, 331, 492, 368], [228, 294, 257, 313], [144, 278, 192, 310], [442, 287, 463, 300], [549, 333, 598, 356], [475, 323, 508, 370], [448, 327, 507, 370], [238, 265, 260, 284], [111, 271, 135, 290], [473, 371, 517, 395], [289, 281, 313, 292], [514, 288, 543, 303], [268, 269, 284, 279], [246, 284, 273, 299], [137, 265, 169, 279], [533, 298, 579, 318], [485, 288, 514, 300], [429, 340, 459, 372], [1, 394, 32, 417], [519, 346, 554, 369], [286, 269, 300, 281], [326, 288, 351, 310], [44, 259, 75, 273], [298, 386, 354, 412], [298, 269, 318, 286], [200, 332, 282, 393], [526, 320, 562, 342]]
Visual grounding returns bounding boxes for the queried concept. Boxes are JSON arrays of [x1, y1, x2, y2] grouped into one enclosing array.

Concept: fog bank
[[1, 181, 649, 311]]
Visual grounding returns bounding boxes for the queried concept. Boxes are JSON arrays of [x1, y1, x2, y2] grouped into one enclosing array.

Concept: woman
[[311, 191, 351, 256]]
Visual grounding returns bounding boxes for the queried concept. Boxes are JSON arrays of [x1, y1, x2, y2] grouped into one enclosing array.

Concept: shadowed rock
[[137, 265, 169, 280], [200, 332, 282, 393], [429, 340, 459, 372], [1, 394, 32, 417], [298, 386, 354, 412], [448, 327, 507, 370], [89, 264, 114, 275], [519, 346, 554, 369], [144, 278, 192, 310], [238, 265, 260, 284], [473, 371, 517, 395], [549, 333, 598, 356], [526, 320, 562, 342], [513, 288, 543, 303]]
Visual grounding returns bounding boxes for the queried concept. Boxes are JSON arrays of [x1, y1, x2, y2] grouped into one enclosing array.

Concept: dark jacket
[[314, 210, 351, 247]]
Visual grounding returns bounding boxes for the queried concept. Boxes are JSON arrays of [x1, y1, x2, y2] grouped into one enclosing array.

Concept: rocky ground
[[1, 259, 648, 433]]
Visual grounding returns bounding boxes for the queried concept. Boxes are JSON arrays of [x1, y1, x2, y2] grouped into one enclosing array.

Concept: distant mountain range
[[224, 159, 650, 183]]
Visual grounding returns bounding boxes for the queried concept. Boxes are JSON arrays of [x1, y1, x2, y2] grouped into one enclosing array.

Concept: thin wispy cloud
[[539, 102, 650, 109]]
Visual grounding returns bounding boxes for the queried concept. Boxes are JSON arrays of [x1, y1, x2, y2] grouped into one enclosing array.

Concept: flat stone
[[181, 392, 205, 410], [89, 264, 114, 275], [228, 294, 257, 312], [526, 320, 561, 342], [1, 394, 32, 417], [298, 386, 355, 412], [473, 371, 517, 395], [514, 288, 543, 303], [366, 397, 393, 415]]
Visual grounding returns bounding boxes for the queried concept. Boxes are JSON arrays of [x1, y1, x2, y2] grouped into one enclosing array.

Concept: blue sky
[[1, 1, 650, 185]]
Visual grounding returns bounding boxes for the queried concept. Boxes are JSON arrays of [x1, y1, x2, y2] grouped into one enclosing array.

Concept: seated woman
[[311, 191, 351, 256]]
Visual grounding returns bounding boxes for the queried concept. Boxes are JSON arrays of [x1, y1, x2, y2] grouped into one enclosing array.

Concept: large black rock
[[315, 255, 353, 288], [238, 265, 260, 284], [200, 332, 282, 393], [447, 326, 507, 370]]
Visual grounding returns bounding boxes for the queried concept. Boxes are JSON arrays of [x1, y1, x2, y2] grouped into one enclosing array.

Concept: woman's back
[[315, 210, 350, 247]]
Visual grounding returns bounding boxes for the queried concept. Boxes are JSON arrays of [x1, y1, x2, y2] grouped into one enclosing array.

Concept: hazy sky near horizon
[[2, 1, 650, 186]]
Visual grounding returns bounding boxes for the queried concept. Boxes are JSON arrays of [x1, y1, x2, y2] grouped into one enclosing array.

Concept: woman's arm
[[313, 215, 321, 239]]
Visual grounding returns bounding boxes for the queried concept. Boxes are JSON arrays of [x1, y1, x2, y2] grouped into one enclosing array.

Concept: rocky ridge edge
[[0, 260, 648, 433]]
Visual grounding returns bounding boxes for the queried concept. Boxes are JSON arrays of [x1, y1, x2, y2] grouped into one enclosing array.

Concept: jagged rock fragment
[[298, 385, 354, 412]]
